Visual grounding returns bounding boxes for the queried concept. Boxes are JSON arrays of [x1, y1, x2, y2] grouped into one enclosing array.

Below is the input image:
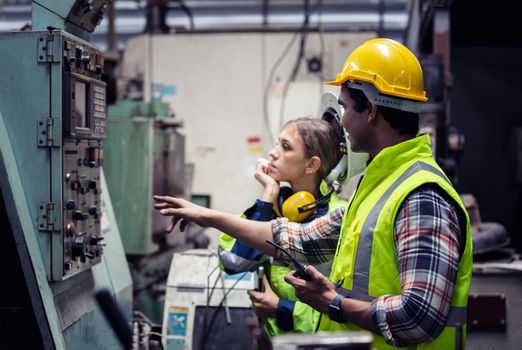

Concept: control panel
[[61, 36, 106, 279], [62, 38, 107, 140]]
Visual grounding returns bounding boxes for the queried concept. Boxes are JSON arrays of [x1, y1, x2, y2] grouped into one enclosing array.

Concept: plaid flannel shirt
[[271, 185, 462, 346]]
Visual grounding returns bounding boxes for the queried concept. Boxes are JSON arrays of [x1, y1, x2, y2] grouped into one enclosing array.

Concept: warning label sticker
[[167, 306, 189, 336]]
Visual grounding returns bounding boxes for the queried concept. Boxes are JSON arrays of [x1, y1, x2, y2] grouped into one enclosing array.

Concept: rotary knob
[[72, 234, 86, 259]]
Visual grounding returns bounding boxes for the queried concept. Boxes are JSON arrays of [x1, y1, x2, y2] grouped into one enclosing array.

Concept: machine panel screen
[[75, 81, 87, 128]]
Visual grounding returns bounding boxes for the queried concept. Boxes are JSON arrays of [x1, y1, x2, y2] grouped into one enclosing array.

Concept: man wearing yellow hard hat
[[281, 37, 473, 349], [154, 38, 472, 349]]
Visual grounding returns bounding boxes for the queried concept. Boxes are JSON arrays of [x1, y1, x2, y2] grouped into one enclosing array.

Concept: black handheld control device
[[266, 240, 311, 281]]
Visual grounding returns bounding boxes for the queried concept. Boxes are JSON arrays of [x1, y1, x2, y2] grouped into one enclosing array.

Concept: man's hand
[[153, 195, 211, 232], [284, 266, 337, 314], [247, 276, 279, 318], [154, 196, 276, 257]]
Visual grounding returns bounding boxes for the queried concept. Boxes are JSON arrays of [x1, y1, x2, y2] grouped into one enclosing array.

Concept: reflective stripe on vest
[[335, 286, 467, 327], [339, 161, 467, 326]]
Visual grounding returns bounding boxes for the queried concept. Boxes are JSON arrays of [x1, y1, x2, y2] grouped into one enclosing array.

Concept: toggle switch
[[88, 205, 97, 216], [73, 210, 82, 220], [72, 235, 86, 259]]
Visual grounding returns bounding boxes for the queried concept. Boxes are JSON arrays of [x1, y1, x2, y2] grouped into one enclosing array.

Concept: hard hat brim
[[324, 79, 342, 86]]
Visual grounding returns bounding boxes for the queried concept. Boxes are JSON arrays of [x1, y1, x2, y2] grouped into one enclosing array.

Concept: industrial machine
[[105, 99, 187, 256], [162, 249, 256, 350], [161, 251, 375, 350], [104, 98, 209, 325], [0, 1, 132, 348]]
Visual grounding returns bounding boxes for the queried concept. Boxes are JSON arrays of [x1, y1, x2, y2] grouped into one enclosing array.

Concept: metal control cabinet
[[0, 1, 133, 348], [0, 30, 107, 281]]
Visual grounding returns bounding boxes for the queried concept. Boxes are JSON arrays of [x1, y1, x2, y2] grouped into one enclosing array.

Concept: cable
[[314, 0, 326, 113], [315, 0, 325, 77], [278, 0, 311, 130], [262, 32, 300, 146], [199, 267, 249, 350], [206, 265, 221, 304], [199, 263, 220, 350], [204, 271, 249, 347], [169, 0, 195, 30]]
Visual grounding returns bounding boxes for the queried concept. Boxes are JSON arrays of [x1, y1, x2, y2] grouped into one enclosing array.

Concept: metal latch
[[38, 202, 59, 232], [37, 118, 59, 147]]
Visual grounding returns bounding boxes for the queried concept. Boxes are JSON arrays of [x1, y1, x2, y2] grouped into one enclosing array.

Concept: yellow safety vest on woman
[[219, 181, 347, 336], [318, 134, 473, 350], [264, 186, 347, 336]]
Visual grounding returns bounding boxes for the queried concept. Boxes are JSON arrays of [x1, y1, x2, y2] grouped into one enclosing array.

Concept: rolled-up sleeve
[[371, 186, 462, 346], [271, 206, 345, 265]]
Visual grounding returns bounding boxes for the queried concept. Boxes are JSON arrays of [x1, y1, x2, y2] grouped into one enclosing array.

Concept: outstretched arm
[[153, 195, 277, 256]]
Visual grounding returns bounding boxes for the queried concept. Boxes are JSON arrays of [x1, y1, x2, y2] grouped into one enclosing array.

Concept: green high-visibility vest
[[317, 134, 473, 350], [218, 181, 347, 336], [264, 186, 347, 336]]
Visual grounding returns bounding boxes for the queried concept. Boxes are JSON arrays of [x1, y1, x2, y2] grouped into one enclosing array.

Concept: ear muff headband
[[321, 92, 368, 183], [321, 93, 349, 184]]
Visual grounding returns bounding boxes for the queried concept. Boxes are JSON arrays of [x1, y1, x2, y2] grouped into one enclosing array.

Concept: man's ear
[[305, 156, 321, 174], [367, 103, 379, 123]]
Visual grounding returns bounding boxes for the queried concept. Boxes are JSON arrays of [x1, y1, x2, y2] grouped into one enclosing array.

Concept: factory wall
[[120, 32, 375, 244]]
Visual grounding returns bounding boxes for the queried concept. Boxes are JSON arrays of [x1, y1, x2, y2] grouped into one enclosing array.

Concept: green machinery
[[105, 100, 185, 256], [0, 1, 132, 348], [104, 99, 207, 324]]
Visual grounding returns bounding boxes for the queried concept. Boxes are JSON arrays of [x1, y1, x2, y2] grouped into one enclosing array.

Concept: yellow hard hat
[[325, 38, 428, 103]]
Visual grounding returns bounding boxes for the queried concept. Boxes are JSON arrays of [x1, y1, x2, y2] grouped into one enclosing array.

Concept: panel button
[[66, 200, 75, 210], [73, 210, 84, 220]]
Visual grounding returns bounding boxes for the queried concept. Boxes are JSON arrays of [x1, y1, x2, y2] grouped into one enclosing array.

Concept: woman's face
[[267, 122, 310, 182]]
